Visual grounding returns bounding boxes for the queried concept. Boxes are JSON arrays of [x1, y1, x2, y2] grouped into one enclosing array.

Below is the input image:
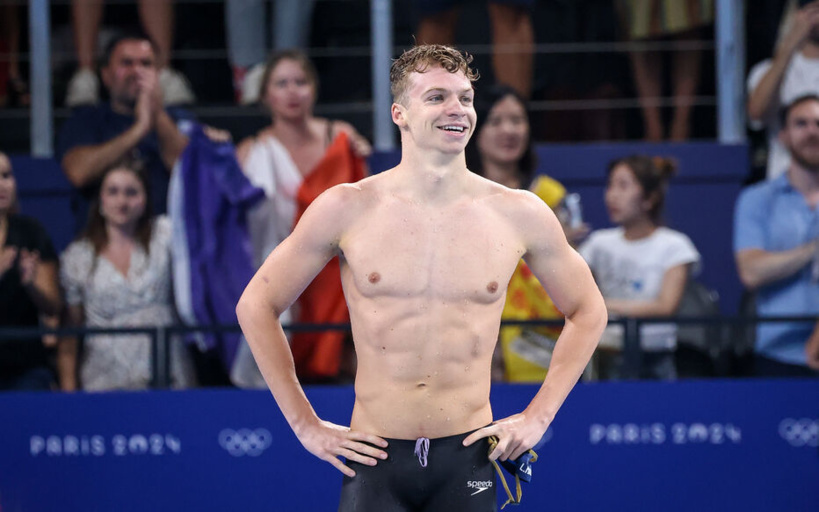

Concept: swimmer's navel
[[368, 272, 381, 284], [486, 281, 499, 293], [416, 382, 427, 389]]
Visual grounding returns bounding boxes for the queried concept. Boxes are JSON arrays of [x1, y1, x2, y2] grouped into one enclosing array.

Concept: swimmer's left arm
[[464, 191, 606, 461]]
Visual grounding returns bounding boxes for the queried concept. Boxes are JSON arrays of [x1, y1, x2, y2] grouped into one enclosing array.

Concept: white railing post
[[370, 0, 396, 151], [29, 0, 53, 157], [716, 0, 746, 143]]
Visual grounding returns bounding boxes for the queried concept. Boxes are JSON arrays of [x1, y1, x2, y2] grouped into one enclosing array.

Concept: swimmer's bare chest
[[340, 197, 524, 303]]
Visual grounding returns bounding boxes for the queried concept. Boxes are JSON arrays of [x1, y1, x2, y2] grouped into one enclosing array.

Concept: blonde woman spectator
[[233, 49, 370, 385]]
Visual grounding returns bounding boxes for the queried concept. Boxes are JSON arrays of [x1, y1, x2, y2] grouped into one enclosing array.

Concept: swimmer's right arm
[[236, 185, 388, 477]]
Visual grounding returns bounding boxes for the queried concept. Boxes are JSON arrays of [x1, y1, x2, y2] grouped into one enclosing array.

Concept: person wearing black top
[[0, 152, 63, 391]]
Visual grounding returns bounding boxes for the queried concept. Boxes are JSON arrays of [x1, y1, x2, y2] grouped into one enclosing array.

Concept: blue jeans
[[225, 0, 316, 68]]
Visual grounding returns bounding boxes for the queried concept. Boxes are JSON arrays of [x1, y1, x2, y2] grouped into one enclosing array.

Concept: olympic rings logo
[[218, 428, 272, 457], [778, 418, 819, 447]]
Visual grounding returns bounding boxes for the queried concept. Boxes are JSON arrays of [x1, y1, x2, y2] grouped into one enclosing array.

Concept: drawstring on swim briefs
[[414, 437, 430, 468]]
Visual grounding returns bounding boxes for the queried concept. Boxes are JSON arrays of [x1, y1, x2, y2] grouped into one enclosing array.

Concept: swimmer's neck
[[391, 153, 471, 202]]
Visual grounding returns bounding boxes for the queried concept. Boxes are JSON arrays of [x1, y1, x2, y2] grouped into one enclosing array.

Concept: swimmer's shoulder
[[471, 178, 561, 247], [325, 172, 387, 199], [470, 174, 549, 217], [294, 183, 369, 245], [308, 173, 385, 219]]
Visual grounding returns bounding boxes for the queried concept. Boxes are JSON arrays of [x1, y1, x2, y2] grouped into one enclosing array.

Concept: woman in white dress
[[60, 160, 194, 391], [579, 155, 701, 380]]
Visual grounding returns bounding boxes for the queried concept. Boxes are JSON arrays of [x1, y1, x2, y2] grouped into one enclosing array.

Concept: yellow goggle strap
[[487, 435, 539, 509]]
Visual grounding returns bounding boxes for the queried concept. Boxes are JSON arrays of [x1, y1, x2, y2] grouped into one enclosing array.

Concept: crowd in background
[[0, 0, 817, 391]]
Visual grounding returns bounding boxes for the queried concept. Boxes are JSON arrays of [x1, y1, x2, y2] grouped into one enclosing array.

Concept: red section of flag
[[291, 132, 365, 379]]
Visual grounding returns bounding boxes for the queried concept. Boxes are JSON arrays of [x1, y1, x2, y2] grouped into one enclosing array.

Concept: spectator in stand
[[60, 159, 195, 391], [615, 0, 713, 141], [735, 94, 819, 377], [579, 155, 701, 380], [748, 0, 819, 180], [66, 0, 194, 107], [0, 152, 63, 391], [415, 1, 535, 98], [0, 0, 29, 107], [58, 30, 193, 225], [224, 0, 315, 104], [233, 49, 370, 386], [466, 84, 587, 382]]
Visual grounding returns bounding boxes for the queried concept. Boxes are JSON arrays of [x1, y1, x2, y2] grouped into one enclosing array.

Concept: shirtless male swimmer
[[236, 44, 607, 511]]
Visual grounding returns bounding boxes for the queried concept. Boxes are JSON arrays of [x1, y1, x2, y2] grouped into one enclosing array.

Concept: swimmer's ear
[[391, 103, 407, 128]]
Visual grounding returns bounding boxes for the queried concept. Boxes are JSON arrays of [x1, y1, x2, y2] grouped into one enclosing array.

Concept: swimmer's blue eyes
[[426, 94, 473, 104]]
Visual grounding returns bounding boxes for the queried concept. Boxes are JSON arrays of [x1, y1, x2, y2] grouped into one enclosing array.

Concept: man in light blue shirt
[[734, 94, 819, 377]]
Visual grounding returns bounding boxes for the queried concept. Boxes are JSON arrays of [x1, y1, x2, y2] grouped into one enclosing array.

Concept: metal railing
[[1, 314, 814, 389], [7, 0, 746, 156]]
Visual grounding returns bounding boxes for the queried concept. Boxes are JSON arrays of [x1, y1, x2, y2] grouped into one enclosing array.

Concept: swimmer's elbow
[[235, 292, 254, 327], [236, 285, 286, 328], [236, 286, 265, 323], [574, 291, 607, 331]]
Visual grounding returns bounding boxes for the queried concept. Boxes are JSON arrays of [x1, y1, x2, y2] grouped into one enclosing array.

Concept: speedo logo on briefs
[[467, 480, 493, 495]]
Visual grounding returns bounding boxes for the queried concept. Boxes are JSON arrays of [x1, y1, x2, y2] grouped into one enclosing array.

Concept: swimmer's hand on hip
[[462, 413, 548, 462], [296, 419, 389, 477]]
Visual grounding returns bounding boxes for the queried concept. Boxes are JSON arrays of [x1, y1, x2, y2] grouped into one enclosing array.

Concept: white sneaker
[[65, 68, 99, 106], [159, 68, 196, 106], [240, 63, 266, 105]]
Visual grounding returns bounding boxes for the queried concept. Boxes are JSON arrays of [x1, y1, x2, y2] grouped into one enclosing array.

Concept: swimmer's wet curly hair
[[390, 44, 480, 105]]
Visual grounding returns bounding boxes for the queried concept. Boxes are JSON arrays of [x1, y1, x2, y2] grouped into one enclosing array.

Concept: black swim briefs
[[338, 429, 496, 512]]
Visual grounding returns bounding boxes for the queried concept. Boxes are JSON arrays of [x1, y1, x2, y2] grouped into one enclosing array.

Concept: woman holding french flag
[[235, 50, 372, 384]]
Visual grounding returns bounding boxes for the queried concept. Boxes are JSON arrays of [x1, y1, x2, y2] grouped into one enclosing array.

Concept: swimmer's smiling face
[[392, 65, 476, 155]]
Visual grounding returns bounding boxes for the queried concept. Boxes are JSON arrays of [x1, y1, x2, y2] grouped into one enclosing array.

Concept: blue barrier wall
[[1, 380, 816, 511], [13, 141, 748, 312], [10, 155, 77, 253]]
